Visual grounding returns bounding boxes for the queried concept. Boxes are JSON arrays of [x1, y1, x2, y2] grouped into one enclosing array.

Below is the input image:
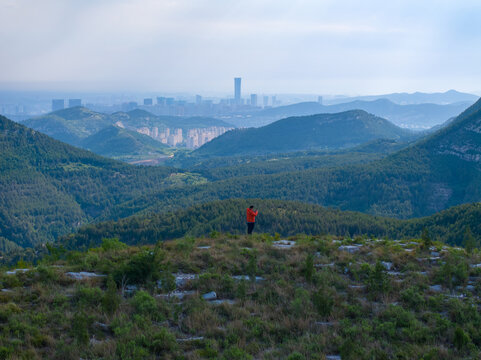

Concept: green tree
[[102, 276, 121, 315], [463, 226, 476, 253]]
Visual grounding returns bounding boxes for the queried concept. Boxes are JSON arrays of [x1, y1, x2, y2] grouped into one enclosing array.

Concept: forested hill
[[195, 110, 415, 156], [0, 115, 185, 249], [103, 98, 481, 220], [256, 98, 474, 128], [80, 125, 170, 158], [21, 107, 234, 149], [62, 198, 481, 250]]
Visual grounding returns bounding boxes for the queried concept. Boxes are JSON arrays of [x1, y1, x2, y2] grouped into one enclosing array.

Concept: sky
[[0, 0, 480, 95]]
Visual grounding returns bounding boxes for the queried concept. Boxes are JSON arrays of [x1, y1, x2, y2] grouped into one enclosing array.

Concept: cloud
[[0, 0, 480, 94]]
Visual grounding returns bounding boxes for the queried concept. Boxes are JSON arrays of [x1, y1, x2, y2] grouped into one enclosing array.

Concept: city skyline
[[0, 0, 480, 95]]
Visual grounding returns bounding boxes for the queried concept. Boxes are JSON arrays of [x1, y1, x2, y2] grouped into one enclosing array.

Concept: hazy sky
[[1, 0, 480, 95]]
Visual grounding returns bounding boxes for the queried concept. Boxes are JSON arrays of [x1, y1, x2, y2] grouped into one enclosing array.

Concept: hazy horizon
[[1, 0, 480, 95]]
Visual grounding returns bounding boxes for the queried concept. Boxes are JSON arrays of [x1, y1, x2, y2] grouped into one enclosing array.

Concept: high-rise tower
[[234, 77, 241, 105]]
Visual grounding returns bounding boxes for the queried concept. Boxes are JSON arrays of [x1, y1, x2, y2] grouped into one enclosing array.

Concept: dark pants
[[247, 222, 255, 235]]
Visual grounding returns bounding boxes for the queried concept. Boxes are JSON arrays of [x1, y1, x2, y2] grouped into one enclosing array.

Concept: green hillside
[[0, 115, 194, 248], [102, 98, 481, 220], [80, 125, 171, 160], [3, 233, 481, 359], [195, 110, 416, 156], [62, 198, 481, 251], [21, 107, 112, 145], [255, 98, 474, 129]]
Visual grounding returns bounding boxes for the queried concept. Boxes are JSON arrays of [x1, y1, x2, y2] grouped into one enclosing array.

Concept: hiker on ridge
[[246, 205, 258, 235]]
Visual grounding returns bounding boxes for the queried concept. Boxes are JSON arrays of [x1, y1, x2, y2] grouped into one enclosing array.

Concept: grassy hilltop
[[1, 233, 481, 359]]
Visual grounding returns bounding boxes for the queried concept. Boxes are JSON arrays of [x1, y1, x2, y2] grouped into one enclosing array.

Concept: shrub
[[102, 276, 120, 315], [303, 254, 314, 282], [114, 250, 161, 285], [131, 291, 159, 319], [312, 287, 334, 317], [149, 328, 178, 353], [287, 352, 305, 360], [222, 346, 253, 360], [101, 237, 128, 252], [453, 327, 470, 350], [71, 312, 89, 345]]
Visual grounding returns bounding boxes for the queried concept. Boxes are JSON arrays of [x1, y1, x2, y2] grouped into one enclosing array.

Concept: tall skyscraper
[[196, 95, 202, 104], [68, 99, 81, 108], [144, 98, 153, 106], [52, 99, 64, 112], [234, 77, 241, 105], [250, 94, 258, 107], [317, 96, 323, 105]]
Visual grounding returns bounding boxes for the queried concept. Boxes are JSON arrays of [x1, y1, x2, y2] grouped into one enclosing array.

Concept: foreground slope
[[196, 110, 414, 156], [0, 115, 181, 247], [3, 234, 481, 359]]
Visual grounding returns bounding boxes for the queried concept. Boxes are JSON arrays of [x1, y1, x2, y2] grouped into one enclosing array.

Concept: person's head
[[249, 205, 254, 209]]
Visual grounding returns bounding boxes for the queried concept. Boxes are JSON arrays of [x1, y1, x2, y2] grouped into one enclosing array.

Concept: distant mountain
[[80, 125, 170, 159], [103, 98, 481, 220], [195, 110, 416, 156], [257, 98, 475, 129], [20, 107, 234, 160], [0, 115, 182, 248], [112, 109, 234, 129], [326, 89, 479, 105], [21, 107, 112, 145]]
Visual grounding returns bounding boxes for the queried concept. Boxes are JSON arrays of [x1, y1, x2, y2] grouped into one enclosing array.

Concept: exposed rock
[[210, 299, 236, 305], [158, 290, 196, 300], [338, 245, 362, 253], [381, 261, 393, 270], [65, 272, 106, 280], [174, 273, 198, 287], [326, 356, 342, 360], [6, 269, 30, 275], [197, 246, 211, 249], [232, 275, 264, 282], [176, 336, 204, 342], [202, 291, 217, 300], [273, 240, 296, 249], [429, 285, 443, 292]]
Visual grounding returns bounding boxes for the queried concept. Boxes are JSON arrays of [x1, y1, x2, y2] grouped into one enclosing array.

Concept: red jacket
[[246, 208, 258, 223]]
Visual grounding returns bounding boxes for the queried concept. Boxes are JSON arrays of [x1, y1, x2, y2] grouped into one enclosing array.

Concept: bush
[[101, 237, 128, 251], [114, 250, 161, 285], [222, 346, 253, 360], [150, 328, 178, 353], [131, 291, 156, 313], [287, 352, 305, 360], [312, 287, 334, 317], [71, 312, 89, 345], [102, 276, 120, 315]]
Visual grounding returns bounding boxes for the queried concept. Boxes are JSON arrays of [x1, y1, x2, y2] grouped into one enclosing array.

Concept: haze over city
[[1, 0, 480, 95]]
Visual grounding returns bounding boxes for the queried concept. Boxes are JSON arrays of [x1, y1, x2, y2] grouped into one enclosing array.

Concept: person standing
[[246, 205, 258, 235]]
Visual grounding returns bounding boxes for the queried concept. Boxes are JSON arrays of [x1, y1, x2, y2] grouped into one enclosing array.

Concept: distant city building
[[271, 96, 277, 106], [234, 77, 241, 105], [318, 96, 323, 105], [263, 96, 269, 107], [144, 98, 153, 106], [196, 95, 202, 104], [52, 99, 64, 112], [250, 94, 258, 107], [68, 99, 81, 108], [157, 97, 166, 106]]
